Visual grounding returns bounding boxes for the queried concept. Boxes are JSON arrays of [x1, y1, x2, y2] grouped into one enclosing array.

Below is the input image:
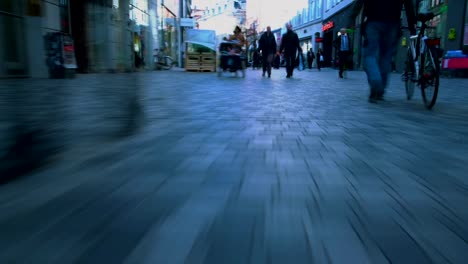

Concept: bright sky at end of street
[[248, 0, 308, 30]]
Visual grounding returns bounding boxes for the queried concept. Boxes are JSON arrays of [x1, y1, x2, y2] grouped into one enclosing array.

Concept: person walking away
[[279, 23, 301, 78], [316, 48, 324, 71], [307, 48, 315, 69], [333, 28, 352, 78], [258, 26, 277, 78], [252, 49, 261, 70], [349, 0, 416, 102]]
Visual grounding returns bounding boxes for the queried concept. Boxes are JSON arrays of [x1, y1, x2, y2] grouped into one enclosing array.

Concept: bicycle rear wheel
[[159, 56, 174, 70], [420, 47, 439, 109], [404, 49, 416, 100]]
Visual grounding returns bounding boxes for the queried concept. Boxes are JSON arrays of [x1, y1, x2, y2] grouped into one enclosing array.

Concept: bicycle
[[402, 12, 442, 109], [154, 49, 174, 70]]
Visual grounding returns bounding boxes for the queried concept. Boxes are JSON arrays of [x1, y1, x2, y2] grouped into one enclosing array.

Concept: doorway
[[0, 0, 27, 77], [322, 30, 333, 68]]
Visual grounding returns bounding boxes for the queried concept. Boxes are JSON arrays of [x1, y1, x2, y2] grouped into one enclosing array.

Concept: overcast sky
[[248, 0, 308, 30], [192, 0, 308, 31]]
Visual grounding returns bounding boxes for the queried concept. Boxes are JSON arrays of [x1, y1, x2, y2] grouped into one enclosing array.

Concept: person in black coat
[[333, 28, 352, 78], [279, 23, 301, 78], [307, 48, 315, 69], [258, 26, 277, 78]]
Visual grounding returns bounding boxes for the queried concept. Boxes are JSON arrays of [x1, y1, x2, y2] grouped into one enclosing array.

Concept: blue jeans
[[363, 21, 400, 97]]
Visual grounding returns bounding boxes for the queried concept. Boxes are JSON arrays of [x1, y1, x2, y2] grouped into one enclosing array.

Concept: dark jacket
[[258, 32, 277, 55], [349, 0, 416, 32], [280, 30, 301, 57], [307, 51, 315, 60], [333, 34, 351, 52]]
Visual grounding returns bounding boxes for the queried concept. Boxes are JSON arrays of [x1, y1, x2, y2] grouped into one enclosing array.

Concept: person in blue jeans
[[349, 0, 416, 103]]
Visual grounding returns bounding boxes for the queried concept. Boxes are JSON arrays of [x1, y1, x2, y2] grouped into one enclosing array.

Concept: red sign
[[322, 21, 334, 32], [315, 37, 323, 43], [63, 45, 74, 52]]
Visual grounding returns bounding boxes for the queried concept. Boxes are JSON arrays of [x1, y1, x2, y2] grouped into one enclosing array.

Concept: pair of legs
[[284, 55, 295, 78], [363, 21, 400, 100], [338, 51, 351, 78], [262, 53, 274, 77]]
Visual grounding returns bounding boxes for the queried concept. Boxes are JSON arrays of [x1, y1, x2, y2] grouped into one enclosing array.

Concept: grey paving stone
[[1, 68, 468, 263]]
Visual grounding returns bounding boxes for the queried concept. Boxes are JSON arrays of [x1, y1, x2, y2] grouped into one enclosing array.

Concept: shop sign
[[322, 21, 334, 32], [62, 35, 77, 69], [181, 18, 195, 27]]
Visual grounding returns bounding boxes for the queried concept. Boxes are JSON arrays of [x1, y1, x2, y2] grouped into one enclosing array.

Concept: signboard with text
[[322, 21, 334, 32], [181, 18, 195, 27]]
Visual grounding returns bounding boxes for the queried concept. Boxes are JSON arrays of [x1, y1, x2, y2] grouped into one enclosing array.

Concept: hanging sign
[[322, 21, 335, 32]]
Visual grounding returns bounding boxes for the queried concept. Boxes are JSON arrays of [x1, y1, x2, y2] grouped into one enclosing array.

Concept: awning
[[185, 41, 216, 51], [185, 29, 216, 51]]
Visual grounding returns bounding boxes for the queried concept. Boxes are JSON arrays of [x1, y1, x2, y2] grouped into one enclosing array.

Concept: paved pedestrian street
[[1, 68, 468, 263]]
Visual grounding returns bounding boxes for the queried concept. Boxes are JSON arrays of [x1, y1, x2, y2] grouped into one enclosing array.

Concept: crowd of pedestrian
[[253, 0, 418, 105]]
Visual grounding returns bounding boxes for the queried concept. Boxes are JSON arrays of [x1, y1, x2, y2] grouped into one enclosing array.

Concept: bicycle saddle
[[417, 12, 435, 23]]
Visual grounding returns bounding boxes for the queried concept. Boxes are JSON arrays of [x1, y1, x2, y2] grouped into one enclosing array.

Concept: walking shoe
[[368, 96, 378, 103]]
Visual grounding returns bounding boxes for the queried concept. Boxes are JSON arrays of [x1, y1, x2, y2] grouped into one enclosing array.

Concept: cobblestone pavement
[[0, 68, 467, 263]]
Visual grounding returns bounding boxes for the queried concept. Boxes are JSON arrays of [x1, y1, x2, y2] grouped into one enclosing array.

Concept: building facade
[[320, 0, 354, 68], [293, 0, 324, 64], [0, 0, 70, 78], [0, 0, 193, 77]]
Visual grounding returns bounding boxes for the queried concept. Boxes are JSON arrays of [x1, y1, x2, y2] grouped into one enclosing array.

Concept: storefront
[[321, 4, 356, 69], [321, 20, 335, 67], [299, 37, 312, 55], [0, 0, 28, 77], [464, 2, 468, 53]]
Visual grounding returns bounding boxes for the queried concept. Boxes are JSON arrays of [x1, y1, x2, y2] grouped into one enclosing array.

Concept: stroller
[[217, 41, 246, 78]]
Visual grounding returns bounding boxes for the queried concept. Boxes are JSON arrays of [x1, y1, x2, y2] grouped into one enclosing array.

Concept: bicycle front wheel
[[159, 56, 174, 70], [420, 47, 440, 109], [404, 49, 415, 100]]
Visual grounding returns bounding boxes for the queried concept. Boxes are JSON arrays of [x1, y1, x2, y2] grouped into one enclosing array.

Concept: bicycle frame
[[403, 13, 441, 109], [407, 23, 439, 86]]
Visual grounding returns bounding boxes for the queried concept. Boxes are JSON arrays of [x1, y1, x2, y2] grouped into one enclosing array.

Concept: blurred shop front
[[130, 0, 151, 69], [0, 0, 71, 78], [322, 6, 356, 70], [0, 0, 27, 77], [161, 0, 179, 66], [69, 0, 154, 73]]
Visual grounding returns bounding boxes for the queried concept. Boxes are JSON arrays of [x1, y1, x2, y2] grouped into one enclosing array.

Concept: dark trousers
[[262, 54, 274, 75], [285, 55, 295, 77], [338, 50, 351, 76]]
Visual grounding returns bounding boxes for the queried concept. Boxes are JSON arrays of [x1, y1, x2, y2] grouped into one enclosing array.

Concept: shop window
[[0, 0, 14, 12], [464, 0, 468, 46]]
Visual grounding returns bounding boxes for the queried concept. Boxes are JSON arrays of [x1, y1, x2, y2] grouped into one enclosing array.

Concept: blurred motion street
[[1, 68, 468, 263]]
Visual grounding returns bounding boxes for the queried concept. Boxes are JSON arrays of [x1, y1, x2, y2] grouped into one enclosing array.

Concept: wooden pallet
[[186, 67, 216, 72], [185, 52, 216, 72]]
